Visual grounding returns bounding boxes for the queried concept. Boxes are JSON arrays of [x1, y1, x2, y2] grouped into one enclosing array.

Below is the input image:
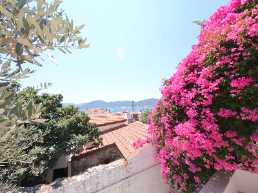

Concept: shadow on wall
[[23, 143, 169, 193], [71, 143, 124, 176], [224, 170, 258, 193]]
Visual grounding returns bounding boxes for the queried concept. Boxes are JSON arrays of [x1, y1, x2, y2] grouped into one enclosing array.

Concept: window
[[53, 167, 68, 180]]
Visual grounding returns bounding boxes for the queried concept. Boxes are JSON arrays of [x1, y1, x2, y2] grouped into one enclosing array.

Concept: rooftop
[[77, 121, 147, 160], [101, 121, 147, 159], [86, 108, 127, 127]]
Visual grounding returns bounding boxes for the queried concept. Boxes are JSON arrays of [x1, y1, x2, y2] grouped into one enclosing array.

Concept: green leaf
[[17, 37, 32, 48], [0, 5, 13, 18], [193, 19, 205, 26], [48, 0, 62, 16], [22, 17, 30, 34], [16, 0, 28, 9], [26, 100, 33, 119]]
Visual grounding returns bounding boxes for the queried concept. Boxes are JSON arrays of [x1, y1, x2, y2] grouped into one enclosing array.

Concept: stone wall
[[223, 170, 258, 193], [200, 170, 258, 193], [28, 144, 169, 193], [45, 154, 70, 183], [71, 143, 123, 176]]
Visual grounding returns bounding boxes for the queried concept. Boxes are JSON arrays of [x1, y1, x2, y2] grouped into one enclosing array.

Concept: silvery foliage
[[0, 0, 87, 130]]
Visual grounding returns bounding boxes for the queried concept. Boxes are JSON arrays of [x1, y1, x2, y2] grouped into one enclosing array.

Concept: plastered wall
[[28, 144, 169, 193]]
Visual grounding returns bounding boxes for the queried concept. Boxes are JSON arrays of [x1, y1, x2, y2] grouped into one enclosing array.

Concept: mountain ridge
[[73, 98, 158, 112]]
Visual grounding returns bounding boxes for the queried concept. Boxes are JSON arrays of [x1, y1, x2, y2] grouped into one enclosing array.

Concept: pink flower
[[225, 131, 237, 138], [132, 138, 147, 149], [147, 1, 258, 192], [186, 108, 197, 119], [250, 134, 258, 142], [190, 148, 202, 159], [232, 138, 244, 146], [173, 174, 183, 183], [241, 0, 249, 5], [240, 107, 258, 122], [174, 121, 196, 137], [194, 176, 201, 184], [188, 163, 199, 173], [230, 77, 253, 90], [248, 23, 258, 37], [217, 108, 237, 118]]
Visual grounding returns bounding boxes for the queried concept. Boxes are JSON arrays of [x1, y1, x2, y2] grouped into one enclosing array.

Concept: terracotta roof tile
[[101, 121, 147, 159], [86, 109, 127, 126], [77, 121, 147, 160]]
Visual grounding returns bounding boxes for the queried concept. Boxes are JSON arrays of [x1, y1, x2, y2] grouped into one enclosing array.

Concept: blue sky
[[22, 0, 228, 103]]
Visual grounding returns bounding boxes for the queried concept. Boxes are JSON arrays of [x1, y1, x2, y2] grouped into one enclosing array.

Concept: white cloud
[[116, 47, 125, 61]]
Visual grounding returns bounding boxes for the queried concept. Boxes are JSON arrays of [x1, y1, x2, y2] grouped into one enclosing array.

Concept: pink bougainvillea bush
[[148, 0, 258, 192]]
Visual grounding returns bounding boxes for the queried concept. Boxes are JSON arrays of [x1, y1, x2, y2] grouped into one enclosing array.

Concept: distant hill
[[76, 98, 158, 112]]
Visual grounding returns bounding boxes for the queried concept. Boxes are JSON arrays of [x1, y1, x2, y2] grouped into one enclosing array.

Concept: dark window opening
[[53, 167, 68, 181], [103, 158, 112, 164]]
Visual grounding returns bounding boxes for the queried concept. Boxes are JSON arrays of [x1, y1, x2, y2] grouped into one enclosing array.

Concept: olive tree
[[0, 0, 96, 190], [0, 0, 88, 125]]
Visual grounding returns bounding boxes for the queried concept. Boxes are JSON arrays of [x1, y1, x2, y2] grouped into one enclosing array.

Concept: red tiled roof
[[86, 109, 127, 126], [78, 121, 147, 160]]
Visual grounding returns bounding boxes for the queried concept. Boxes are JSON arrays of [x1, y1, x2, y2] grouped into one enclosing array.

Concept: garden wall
[[27, 143, 169, 193]]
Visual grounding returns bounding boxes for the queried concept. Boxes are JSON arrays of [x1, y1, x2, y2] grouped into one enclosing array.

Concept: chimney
[[126, 112, 135, 124]]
